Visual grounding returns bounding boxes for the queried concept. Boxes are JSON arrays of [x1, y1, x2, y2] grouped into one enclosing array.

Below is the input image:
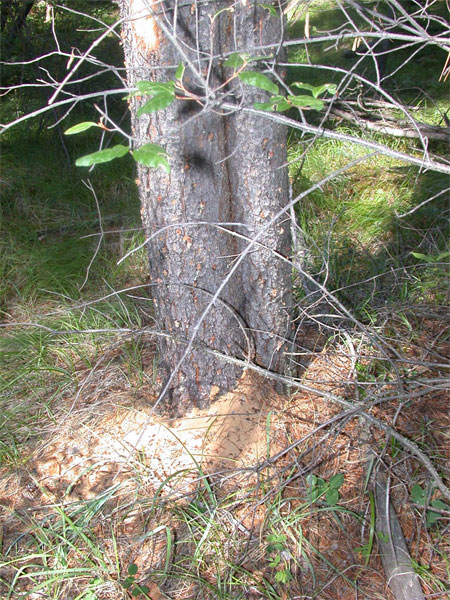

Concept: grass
[[290, 136, 449, 317], [0, 456, 362, 598], [2, 484, 126, 600], [1, 1, 449, 599], [0, 115, 148, 473]]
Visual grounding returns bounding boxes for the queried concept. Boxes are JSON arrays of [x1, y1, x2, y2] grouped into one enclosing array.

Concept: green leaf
[[254, 95, 290, 112], [355, 543, 371, 559], [287, 94, 324, 110], [225, 53, 272, 69], [137, 92, 175, 117], [239, 70, 278, 94], [410, 484, 426, 505], [425, 499, 449, 526], [306, 474, 326, 502], [128, 564, 139, 576], [307, 474, 324, 488], [248, 54, 274, 63], [275, 569, 293, 583], [426, 510, 442, 527], [125, 81, 176, 100], [140, 585, 149, 594], [267, 534, 286, 544], [258, 3, 277, 17], [431, 499, 449, 511], [136, 80, 174, 95], [175, 62, 185, 81], [224, 52, 247, 68], [306, 473, 316, 488], [64, 121, 100, 135], [326, 489, 340, 506], [317, 83, 337, 97], [291, 82, 315, 93], [377, 531, 389, 543], [426, 498, 449, 526], [75, 144, 129, 167], [254, 94, 323, 112], [132, 587, 142, 597], [411, 250, 450, 263], [254, 101, 278, 111], [411, 252, 434, 263], [132, 143, 170, 174], [269, 555, 281, 567], [329, 473, 345, 490], [291, 81, 337, 98]]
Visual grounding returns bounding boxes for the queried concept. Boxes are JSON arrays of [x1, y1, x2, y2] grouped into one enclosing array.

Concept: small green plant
[[120, 563, 150, 598], [306, 473, 344, 506], [265, 534, 294, 585], [389, 437, 401, 460], [79, 578, 103, 600], [410, 484, 450, 528], [410, 251, 450, 264], [410, 558, 450, 593], [0, 437, 24, 468]]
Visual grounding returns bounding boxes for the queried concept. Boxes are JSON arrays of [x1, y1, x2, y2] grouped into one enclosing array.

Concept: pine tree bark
[[119, 0, 292, 415]]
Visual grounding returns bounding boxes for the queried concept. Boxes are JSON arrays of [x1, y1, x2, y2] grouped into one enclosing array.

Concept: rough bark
[[119, 0, 292, 415]]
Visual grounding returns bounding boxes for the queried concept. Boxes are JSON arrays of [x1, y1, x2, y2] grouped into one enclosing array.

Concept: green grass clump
[[290, 136, 449, 319]]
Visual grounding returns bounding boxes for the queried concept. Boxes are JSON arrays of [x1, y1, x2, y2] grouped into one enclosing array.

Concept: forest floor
[[1, 320, 449, 599]]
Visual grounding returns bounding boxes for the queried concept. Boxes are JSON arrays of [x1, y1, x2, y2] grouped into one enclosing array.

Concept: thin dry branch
[[374, 471, 426, 600], [329, 104, 450, 142]]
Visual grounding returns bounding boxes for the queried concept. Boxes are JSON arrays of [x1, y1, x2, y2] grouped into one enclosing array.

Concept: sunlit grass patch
[[288, 127, 449, 319]]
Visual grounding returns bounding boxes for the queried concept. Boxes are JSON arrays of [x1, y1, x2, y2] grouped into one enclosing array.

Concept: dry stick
[[359, 419, 426, 600], [0, 88, 128, 134], [79, 180, 104, 291], [247, 103, 450, 174], [280, 59, 434, 153], [47, 15, 127, 105], [396, 186, 450, 218], [328, 105, 450, 142], [374, 471, 426, 600]]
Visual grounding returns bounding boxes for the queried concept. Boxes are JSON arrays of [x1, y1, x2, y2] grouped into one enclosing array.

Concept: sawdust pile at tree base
[[1, 372, 299, 507]]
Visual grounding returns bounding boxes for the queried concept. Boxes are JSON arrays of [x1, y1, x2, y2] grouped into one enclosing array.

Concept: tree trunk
[[119, 0, 292, 415]]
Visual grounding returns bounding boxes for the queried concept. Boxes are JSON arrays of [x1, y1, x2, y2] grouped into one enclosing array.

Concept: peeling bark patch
[[130, 0, 160, 53]]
